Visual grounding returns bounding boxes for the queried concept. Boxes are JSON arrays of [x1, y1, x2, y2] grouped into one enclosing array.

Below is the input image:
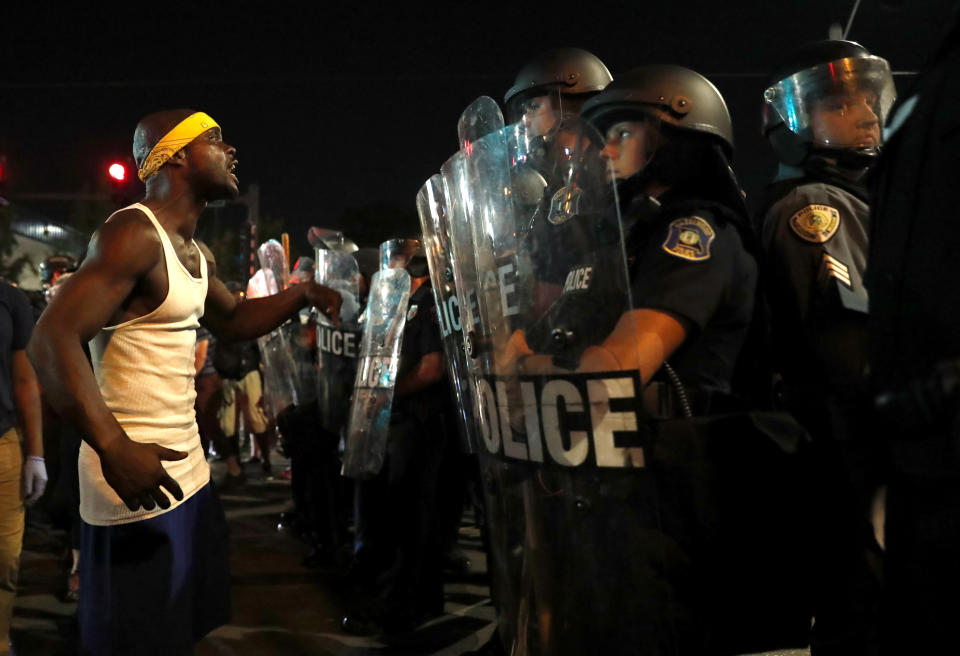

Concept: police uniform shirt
[[627, 200, 757, 397], [530, 193, 757, 399], [393, 279, 445, 422], [761, 173, 870, 394]]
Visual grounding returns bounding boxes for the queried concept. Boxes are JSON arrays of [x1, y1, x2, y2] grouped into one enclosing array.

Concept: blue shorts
[[79, 483, 230, 656]]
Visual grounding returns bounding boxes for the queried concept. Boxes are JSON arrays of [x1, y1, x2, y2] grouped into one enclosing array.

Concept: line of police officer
[[410, 41, 912, 656], [296, 35, 954, 654]]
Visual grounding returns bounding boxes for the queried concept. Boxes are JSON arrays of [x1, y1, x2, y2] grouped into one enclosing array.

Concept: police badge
[[662, 216, 716, 262], [789, 204, 841, 243], [547, 185, 582, 224]]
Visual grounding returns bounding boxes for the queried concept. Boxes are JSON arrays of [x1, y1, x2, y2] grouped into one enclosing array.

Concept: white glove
[[22, 456, 48, 505]]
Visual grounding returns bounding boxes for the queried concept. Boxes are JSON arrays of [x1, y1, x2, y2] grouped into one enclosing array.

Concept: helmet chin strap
[[807, 144, 878, 169]]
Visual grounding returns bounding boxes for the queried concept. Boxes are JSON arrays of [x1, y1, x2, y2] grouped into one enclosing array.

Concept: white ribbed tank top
[[82, 203, 210, 525]]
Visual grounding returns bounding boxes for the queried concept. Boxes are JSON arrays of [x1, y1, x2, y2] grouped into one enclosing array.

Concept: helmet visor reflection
[[764, 55, 896, 149]]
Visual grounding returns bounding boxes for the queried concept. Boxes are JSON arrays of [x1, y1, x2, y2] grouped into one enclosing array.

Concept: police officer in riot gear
[[504, 49, 614, 322], [759, 40, 896, 655], [520, 65, 758, 404], [504, 47, 612, 136], [489, 66, 811, 654], [344, 240, 449, 635]]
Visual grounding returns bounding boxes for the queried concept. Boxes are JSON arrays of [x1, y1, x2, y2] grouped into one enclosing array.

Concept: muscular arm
[[197, 242, 341, 342], [395, 351, 444, 398], [11, 350, 42, 458], [28, 211, 158, 455], [27, 210, 186, 511]]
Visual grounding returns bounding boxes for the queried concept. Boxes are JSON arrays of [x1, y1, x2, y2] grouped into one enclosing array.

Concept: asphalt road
[[11, 458, 810, 655]]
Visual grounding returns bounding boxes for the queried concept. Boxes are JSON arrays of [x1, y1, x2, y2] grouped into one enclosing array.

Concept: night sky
[[1, 0, 955, 256]]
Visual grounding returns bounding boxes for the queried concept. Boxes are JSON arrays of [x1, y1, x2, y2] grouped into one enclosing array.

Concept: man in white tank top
[[28, 109, 342, 655]]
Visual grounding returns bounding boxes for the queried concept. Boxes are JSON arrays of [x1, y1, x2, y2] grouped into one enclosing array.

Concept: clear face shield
[[505, 87, 583, 140], [763, 55, 896, 154]]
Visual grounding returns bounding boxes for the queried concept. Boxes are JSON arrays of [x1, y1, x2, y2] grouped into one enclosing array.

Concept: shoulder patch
[[547, 185, 582, 225], [662, 216, 716, 262], [789, 204, 840, 243], [406, 304, 418, 321]]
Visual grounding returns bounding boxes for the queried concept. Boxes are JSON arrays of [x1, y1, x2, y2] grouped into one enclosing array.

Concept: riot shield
[[341, 267, 411, 480], [280, 310, 317, 409], [457, 95, 504, 149], [315, 249, 363, 433], [417, 174, 481, 454], [252, 241, 299, 417], [258, 238, 291, 289], [441, 107, 812, 655]]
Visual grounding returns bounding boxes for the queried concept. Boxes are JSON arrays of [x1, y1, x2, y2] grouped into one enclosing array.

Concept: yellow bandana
[[137, 112, 221, 182]]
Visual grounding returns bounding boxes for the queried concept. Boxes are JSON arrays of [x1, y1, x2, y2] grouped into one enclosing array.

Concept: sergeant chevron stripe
[[821, 253, 852, 287]]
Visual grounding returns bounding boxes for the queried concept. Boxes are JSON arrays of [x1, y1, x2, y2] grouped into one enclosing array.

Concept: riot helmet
[[39, 254, 78, 287], [582, 66, 737, 193], [504, 48, 612, 136], [761, 40, 896, 166], [582, 65, 734, 157]]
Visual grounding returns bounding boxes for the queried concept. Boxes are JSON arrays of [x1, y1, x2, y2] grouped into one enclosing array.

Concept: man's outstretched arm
[[28, 211, 187, 512], [198, 242, 342, 342]]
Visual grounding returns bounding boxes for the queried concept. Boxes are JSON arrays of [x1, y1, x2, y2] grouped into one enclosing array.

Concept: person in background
[[215, 282, 273, 489], [0, 279, 47, 655]]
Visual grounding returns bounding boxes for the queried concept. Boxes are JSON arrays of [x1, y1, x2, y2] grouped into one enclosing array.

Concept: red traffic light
[[108, 162, 127, 182]]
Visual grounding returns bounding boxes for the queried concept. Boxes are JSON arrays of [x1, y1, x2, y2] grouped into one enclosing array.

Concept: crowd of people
[[0, 19, 956, 656]]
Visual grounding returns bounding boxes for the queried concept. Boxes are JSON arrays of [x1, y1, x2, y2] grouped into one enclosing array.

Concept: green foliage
[[0, 205, 32, 282]]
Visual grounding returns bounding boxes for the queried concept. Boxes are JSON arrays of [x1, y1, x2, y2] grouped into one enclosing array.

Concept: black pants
[[353, 414, 446, 616], [281, 403, 348, 549]]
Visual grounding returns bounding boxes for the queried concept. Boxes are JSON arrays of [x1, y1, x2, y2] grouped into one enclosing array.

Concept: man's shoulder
[[89, 207, 162, 265], [100, 206, 157, 235]]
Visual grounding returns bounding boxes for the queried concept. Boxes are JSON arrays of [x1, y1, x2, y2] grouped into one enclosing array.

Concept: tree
[[0, 205, 33, 283]]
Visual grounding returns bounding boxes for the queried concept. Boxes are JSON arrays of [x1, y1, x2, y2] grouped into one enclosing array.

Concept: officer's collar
[[803, 156, 870, 202]]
